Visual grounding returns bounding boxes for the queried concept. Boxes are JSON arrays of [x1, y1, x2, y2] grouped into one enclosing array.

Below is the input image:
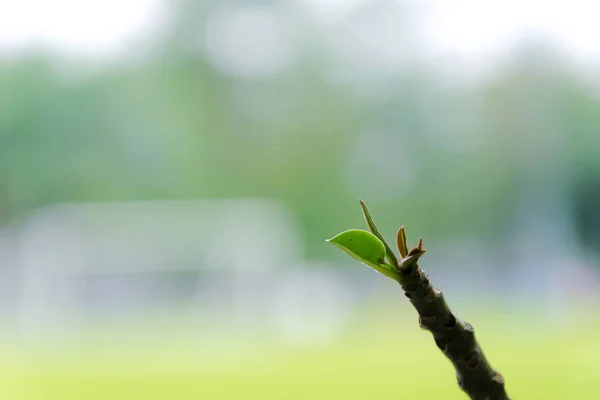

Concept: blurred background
[[1, 0, 600, 398]]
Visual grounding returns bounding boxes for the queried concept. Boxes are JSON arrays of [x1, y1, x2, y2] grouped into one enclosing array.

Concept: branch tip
[[327, 201, 510, 399], [408, 245, 423, 257]]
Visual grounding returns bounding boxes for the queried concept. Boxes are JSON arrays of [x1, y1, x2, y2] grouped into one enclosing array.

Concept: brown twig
[[396, 227, 510, 400]]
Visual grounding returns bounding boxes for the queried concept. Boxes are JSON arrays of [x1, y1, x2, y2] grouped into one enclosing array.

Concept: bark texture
[[355, 200, 511, 399], [398, 243, 511, 400]]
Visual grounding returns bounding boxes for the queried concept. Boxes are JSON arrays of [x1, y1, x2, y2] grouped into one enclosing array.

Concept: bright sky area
[[0, 0, 598, 66]]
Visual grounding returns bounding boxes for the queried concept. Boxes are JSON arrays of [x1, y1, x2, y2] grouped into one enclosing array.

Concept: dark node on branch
[[419, 315, 436, 330], [444, 314, 457, 328], [493, 372, 505, 386], [412, 268, 422, 279], [422, 287, 437, 302], [404, 292, 412, 299], [464, 352, 479, 369], [403, 280, 418, 292]]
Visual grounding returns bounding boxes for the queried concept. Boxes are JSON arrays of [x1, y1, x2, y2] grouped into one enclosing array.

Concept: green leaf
[[327, 229, 400, 281], [359, 199, 399, 267]]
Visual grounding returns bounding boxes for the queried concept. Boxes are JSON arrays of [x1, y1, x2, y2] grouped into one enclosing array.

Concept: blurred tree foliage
[[1, 1, 599, 261]]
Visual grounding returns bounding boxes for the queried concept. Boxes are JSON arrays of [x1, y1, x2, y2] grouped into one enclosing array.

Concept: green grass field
[[3, 308, 599, 399]]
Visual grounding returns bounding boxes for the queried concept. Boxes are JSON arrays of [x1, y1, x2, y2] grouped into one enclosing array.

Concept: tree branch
[[328, 202, 511, 399], [398, 235, 510, 400]]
